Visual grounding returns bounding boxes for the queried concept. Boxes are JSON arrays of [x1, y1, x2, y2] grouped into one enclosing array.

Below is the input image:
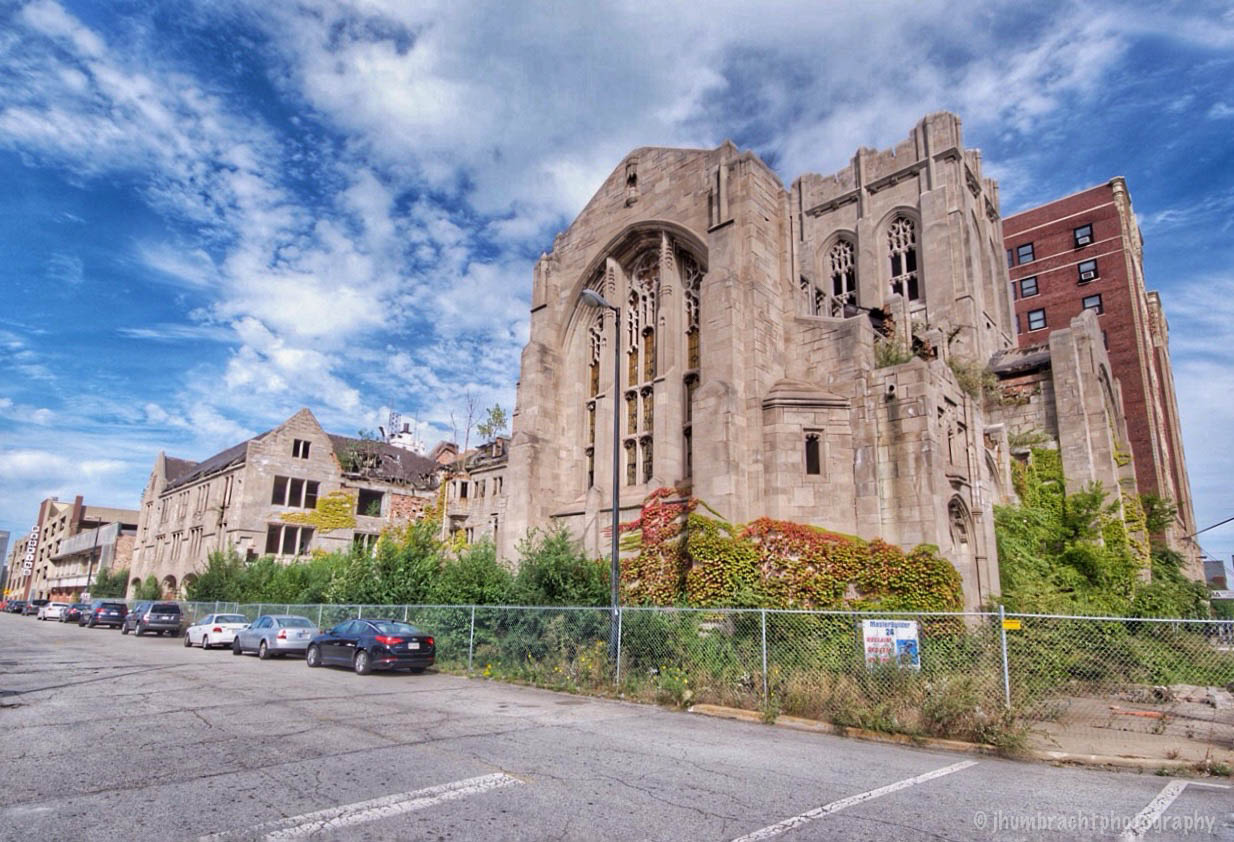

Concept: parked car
[[233, 615, 317, 659], [5, 600, 26, 614], [120, 602, 152, 634], [23, 599, 49, 616], [38, 601, 70, 621], [60, 603, 90, 623], [184, 613, 250, 649], [305, 619, 435, 675], [80, 600, 127, 628], [125, 602, 183, 636]]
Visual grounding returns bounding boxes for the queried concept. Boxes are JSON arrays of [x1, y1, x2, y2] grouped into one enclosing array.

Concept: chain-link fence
[[126, 599, 1234, 756]]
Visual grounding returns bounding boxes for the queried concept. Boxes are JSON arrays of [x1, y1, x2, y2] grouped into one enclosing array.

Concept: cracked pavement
[[1, 613, 1231, 841]]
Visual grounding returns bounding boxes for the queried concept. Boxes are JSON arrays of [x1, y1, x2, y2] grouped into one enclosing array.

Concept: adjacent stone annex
[[455, 112, 1153, 611]]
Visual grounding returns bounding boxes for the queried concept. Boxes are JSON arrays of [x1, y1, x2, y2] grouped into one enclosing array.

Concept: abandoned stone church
[[445, 112, 1186, 610]]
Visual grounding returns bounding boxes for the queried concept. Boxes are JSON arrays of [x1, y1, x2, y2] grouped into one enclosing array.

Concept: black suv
[[80, 600, 127, 628], [127, 602, 183, 636]]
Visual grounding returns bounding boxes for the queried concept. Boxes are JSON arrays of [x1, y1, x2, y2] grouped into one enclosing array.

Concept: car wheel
[[353, 650, 371, 675], [135, 624, 144, 636], [88, 619, 96, 628], [120, 623, 128, 634], [183, 632, 192, 647], [201, 635, 209, 650], [258, 641, 270, 660], [232, 639, 242, 656], [306, 645, 321, 668]]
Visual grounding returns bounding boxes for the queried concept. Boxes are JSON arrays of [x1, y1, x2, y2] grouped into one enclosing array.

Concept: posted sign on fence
[[861, 619, 921, 669]]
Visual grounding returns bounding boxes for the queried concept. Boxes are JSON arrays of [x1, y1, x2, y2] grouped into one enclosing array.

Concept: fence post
[[615, 607, 623, 685], [467, 605, 476, 673], [214, 600, 220, 615], [998, 604, 1012, 709], [317, 604, 323, 628], [357, 604, 362, 619], [403, 605, 409, 622], [760, 608, 769, 706]]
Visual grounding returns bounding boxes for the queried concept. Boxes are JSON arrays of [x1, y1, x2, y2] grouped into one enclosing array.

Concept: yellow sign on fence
[[1001, 619, 1022, 630]]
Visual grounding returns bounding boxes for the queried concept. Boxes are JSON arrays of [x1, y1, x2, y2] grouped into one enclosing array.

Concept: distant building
[[129, 408, 440, 597], [4, 497, 139, 601], [440, 437, 509, 547], [1003, 181, 1199, 568], [49, 521, 138, 601]]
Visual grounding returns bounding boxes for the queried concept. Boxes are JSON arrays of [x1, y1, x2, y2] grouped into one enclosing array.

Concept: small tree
[[475, 404, 509, 441], [90, 567, 128, 598], [133, 575, 162, 601]]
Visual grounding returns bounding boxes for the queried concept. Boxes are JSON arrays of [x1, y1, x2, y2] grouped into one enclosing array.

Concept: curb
[[687, 703, 1205, 772]]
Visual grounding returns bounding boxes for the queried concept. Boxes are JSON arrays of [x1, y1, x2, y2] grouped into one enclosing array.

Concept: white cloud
[[1207, 101, 1234, 119]]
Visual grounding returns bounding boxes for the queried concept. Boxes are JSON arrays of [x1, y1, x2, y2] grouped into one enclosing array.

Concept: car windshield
[[73, 603, 88, 609], [217, 615, 247, 624], [101, 602, 126, 610], [277, 617, 314, 628], [51, 603, 69, 607], [152, 603, 180, 613], [371, 622, 419, 635]]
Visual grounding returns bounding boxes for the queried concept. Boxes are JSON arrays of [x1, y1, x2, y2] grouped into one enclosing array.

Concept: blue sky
[[1, 0, 1232, 569]]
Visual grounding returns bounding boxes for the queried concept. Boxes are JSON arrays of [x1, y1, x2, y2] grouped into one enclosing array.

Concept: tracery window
[[888, 216, 920, 301], [829, 240, 857, 315], [625, 250, 659, 486], [582, 269, 605, 489]]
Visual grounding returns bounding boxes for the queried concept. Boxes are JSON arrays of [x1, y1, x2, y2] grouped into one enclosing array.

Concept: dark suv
[[23, 599, 49, 616], [80, 600, 127, 628], [128, 602, 183, 636]]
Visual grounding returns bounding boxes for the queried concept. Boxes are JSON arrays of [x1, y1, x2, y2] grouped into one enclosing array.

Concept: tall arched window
[[583, 270, 605, 490], [625, 251, 659, 485], [683, 251, 703, 478], [888, 216, 920, 301], [829, 239, 857, 315]]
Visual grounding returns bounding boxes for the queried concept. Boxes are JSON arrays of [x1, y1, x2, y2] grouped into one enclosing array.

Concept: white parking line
[[1116, 779, 1228, 842], [198, 773, 522, 841], [730, 760, 978, 841]]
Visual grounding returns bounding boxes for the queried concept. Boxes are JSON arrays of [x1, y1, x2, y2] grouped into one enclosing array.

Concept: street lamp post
[[579, 288, 622, 662]]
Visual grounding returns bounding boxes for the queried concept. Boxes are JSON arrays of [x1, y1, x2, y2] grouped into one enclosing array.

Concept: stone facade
[[130, 408, 439, 597], [441, 437, 509, 548], [493, 113, 1037, 608], [462, 111, 1178, 610], [1003, 181, 1199, 570]]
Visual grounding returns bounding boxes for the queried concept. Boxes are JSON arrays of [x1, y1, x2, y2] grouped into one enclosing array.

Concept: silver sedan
[[184, 613, 250, 649], [232, 614, 318, 659]]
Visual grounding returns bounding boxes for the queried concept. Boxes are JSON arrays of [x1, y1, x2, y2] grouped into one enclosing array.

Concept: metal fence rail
[[133, 599, 1234, 754]]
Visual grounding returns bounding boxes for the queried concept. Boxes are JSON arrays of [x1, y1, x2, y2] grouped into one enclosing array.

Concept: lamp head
[[579, 288, 615, 310]]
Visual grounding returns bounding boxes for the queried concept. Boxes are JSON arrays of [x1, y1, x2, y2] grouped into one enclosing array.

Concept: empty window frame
[[1016, 243, 1034, 264], [1078, 259, 1098, 282], [265, 524, 313, 556], [1027, 308, 1047, 331], [804, 432, 822, 476], [356, 488, 383, 516], [1073, 223, 1093, 247], [271, 476, 319, 508], [1005, 248, 1014, 269], [1082, 293, 1103, 314], [292, 439, 311, 459], [352, 532, 378, 554], [1019, 276, 1039, 297]]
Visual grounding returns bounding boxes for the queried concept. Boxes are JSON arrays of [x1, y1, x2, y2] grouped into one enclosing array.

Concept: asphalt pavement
[[0, 612, 1230, 841]]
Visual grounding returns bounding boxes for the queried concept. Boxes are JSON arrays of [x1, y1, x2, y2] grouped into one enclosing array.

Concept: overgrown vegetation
[[994, 448, 1204, 617], [874, 337, 914, 368], [132, 575, 162, 601], [185, 524, 606, 608], [947, 356, 998, 400], [89, 567, 129, 598]]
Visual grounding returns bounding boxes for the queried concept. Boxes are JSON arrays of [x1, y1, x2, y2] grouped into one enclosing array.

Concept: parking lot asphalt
[[0, 612, 1231, 841]]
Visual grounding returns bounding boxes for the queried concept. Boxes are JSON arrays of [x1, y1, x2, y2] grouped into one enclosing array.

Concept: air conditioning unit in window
[[1079, 270, 1096, 281], [1076, 234, 1092, 246]]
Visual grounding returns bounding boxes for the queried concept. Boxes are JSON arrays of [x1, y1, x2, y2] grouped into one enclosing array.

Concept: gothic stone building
[[465, 112, 1151, 610], [130, 408, 439, 597]]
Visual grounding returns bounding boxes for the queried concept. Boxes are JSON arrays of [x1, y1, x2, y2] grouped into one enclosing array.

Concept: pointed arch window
[[829, 239, 857, 315], [625, 249, 660, 486], [888, 216, 920, 301]]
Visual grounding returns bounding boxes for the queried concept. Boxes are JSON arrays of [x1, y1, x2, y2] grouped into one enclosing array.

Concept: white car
[[38, 602, 70, 621], [184, 613, 251, 649]]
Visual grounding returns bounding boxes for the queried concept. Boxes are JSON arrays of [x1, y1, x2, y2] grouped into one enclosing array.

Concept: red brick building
[[1003, 178, 1198, 560]]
